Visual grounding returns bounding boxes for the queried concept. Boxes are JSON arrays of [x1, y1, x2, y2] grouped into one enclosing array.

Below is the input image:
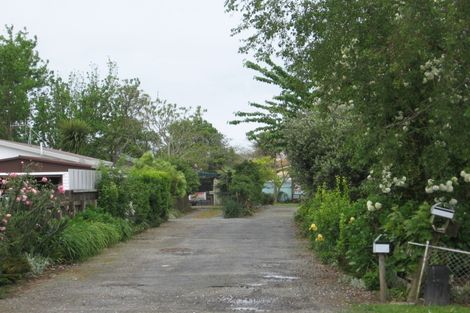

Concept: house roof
[[0, 139, 112, 169], [0, 155, 93, 169]]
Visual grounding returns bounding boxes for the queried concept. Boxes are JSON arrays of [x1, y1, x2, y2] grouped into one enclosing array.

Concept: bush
[[75, 208, 134, 240], [97, 154, 180, 226], [223, 198, 249, 218], [52, 219, 121, 261], [218, 160, 265, 217], [261, 192, 274, 205], [0, 174, 67, 258]]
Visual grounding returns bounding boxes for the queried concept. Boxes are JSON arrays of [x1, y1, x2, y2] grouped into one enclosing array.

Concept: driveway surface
[[0, 205, 370, 313]]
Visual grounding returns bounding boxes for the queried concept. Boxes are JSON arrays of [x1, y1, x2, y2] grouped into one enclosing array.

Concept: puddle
[[262, 273, 299, 281], [217, 295, 275, 312], [232, 307, 268, 312]]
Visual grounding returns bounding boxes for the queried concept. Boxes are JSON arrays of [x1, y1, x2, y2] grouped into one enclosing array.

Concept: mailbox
[[373, 234, 390, 254], [430, 203, 455, 220]]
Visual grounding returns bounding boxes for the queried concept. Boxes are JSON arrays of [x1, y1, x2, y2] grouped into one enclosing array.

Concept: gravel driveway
[[0, 205, 372, 313]]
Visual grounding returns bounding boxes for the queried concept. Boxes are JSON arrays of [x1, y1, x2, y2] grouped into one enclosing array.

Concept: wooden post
[[379, 253, 388, 302]]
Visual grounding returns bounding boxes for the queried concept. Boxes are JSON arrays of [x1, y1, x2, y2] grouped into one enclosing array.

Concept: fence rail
[[408, 241, 470, 304]]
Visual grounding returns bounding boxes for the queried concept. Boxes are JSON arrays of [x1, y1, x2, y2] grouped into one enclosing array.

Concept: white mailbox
[[373, 234, 390, 254], [430, 203, 455, 220]]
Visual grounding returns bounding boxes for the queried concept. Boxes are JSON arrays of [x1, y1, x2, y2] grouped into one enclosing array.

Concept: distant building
[[262, 178, 303, 202]]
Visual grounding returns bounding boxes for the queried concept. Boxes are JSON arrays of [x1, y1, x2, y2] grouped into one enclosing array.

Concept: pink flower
[[0, 179, 7, 185], [31, 188, 38, 194], [22, 194, 28, 201], [16, 196, 21, 202], [41, 177, 48, 183], [25, 200, 32, 206], [57, 185, 65, 194], [0, 226, 6, 232], [9, 173, 17, 178]]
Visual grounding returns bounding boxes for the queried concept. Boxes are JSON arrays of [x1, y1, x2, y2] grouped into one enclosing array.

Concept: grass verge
[[346, 304, 470, 313]]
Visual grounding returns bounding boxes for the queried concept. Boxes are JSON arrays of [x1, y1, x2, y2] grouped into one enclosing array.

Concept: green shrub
[[261, 192, 274, 205], [218, 161, 265, 216], [52, 219, 121, 261], [223, 198, 249, 218], [75, 208, 134, 240], [303, 178, 350, 263], [0, 174, 67, 258]]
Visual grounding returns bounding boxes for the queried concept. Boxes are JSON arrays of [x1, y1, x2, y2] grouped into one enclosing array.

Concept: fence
[[408, 241, 470, 304]]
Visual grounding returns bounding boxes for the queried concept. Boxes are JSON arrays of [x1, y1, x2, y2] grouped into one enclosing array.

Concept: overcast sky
[[1, 0, 279, 149]]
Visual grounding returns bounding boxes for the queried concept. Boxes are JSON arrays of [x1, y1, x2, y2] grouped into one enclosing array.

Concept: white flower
[[439, 184, 447, 191], [461, 170, 467, 177], [432, 185, 440, 191], [427, 179, 434, 186], [367, 175, 372, 180], [451, 177, 458, 184], [367, 201, 375, 211], [425, 186, 434, 194], [383, 187, 391, 193], [449, 198, 458, 206], [446, 180, 453, 187], [374, 202, 382, 210], [446, 185, 454, 193]]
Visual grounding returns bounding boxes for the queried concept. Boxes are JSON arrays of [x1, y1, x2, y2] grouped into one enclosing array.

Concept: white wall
[[68, 169, 97, 191]]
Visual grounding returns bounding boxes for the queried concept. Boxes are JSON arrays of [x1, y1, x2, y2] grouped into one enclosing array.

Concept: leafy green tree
[[0, 26, 49, 141], [230, 59, 312, 149], [58, 119, 91, 155], [162, 107, 236, 171]]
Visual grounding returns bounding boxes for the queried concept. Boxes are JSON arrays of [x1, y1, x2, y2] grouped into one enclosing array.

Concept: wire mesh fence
[[408, 241, 470, 304]]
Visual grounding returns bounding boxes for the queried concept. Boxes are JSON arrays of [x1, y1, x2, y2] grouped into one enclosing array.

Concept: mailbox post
[[373, 234, 390, 302]]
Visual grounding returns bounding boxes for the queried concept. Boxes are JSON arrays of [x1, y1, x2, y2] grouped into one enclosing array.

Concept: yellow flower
[[349, 217, 355, 224], [309, 223, 318, 232], [315, 234, 324, 242]]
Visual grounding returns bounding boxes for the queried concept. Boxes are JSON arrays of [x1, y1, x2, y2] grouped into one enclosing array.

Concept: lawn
[[346, 304, 470, 313]]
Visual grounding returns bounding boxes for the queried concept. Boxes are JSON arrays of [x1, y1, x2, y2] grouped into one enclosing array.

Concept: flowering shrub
[[0, 174, 66, 257], [297, 174, 470, 292]]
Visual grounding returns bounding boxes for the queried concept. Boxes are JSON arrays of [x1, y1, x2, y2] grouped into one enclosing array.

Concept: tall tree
[[0, 26, 49, 141]]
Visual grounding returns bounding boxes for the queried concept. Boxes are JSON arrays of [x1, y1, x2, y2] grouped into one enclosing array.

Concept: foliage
[[346, 304, 470, 313], [0, 26, 49, 141], [228, 0, 470, 298], [58, 119, 91, 155], [52, 219, 121, 261], [222, 198, 249, 218], [0, 174, 67, 258], [219, 160, 265, 217], [25, 253, 51, 276], [50, 207, 133, 262], [165, 157, 200, 194], [0, 174, 66, 286], [294, 178, 462, 292], [133, 152, 186, 198], [253, 155, 289, 203]]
